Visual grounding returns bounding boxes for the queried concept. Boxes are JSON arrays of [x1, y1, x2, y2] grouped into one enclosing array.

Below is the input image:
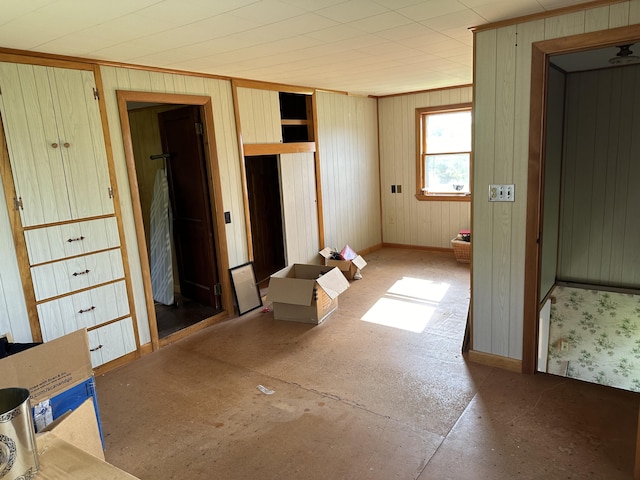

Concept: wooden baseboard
[[359, 243, 383, 256], [467, 350, 522, 373], [382, 242, 453, 253], [139, 342, 153, 356], [94, 350, 139, 376]]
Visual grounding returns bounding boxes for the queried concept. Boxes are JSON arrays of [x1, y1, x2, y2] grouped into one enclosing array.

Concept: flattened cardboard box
[[267, 264, 350, 324], [319, 248, 367, 280], [0, 329, 103, 445], [0, 329, 92, 404]]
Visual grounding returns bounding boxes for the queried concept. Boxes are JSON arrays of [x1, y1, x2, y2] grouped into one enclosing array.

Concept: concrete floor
[[96, 248, 639, 479]]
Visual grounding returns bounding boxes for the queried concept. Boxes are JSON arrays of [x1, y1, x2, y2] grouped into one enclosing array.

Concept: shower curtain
[[150, 167, 174, 305]]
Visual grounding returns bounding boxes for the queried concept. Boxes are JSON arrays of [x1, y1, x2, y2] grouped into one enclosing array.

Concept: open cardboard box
[[266, 264, 350, 324], [0, 329, 103, 445], [319, 247, 367, 280]]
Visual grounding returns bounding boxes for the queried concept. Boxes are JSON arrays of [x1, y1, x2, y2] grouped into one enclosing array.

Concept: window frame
[[415, 103, 472, 202]]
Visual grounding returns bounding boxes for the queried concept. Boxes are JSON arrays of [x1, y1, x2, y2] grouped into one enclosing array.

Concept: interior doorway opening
[[128, 102, 222, 338], [119, 95, 227, 344], [245, 154, 286, 287], [523, 24, 640, 374]]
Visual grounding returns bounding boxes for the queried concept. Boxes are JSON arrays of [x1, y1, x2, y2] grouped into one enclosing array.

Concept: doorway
[[245, 155, 286, 285], [117, 91, 231, 349], [522, 24, 640, 374]]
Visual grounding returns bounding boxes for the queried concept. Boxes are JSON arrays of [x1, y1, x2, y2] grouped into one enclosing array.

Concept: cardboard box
[[266, 264, 350, 324], [37, 431, 140, 479], [0, 329, 103, 445], [42, 398, 104, 460], [319, 247, 368, 280]]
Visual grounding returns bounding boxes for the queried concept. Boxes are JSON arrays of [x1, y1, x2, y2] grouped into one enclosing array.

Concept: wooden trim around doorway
[[522, 23, 640, 374], [115, 90, 233, 351]]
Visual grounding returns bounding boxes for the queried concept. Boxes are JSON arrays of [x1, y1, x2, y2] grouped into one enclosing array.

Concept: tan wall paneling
[[472, 28, 497, 354], [585, 6, 613, 31], [316, 92, 381, 252], [558, 65, 640, 286], [0, 120, 32, 342], [489, 25, 517, 358], [510, 19, 546, 359], [378, 86, 472, 250], [633, 0, 640, 22], [235, 87, 282, 144], [472, 0, 640, 362], [609, 1, 632, 27], [99, 66, 247, 346], [544, 11, 587, 38], [280, 152, 320, 264]]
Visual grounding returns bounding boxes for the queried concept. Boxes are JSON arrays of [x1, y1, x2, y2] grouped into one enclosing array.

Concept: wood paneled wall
[[557, 65, 640, 287], [316, 92, 381, 252], [0, 195, 30, 341], [99, 67, 247, 345], [473, 0, 640, 359], [377, 87, 472, 248]]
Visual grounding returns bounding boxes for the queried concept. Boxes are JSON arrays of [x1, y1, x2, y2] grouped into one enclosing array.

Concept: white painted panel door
[[236, 87, 283, 144], [0, 63, 113, 227], [280, 152, 320, 264], [87, 318, 136, 367], [48, 67, 114, 219], [0, 62, 71, 226]]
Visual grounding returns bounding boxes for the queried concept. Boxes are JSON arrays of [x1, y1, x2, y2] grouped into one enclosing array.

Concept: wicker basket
[[451, 238, 471, 263]]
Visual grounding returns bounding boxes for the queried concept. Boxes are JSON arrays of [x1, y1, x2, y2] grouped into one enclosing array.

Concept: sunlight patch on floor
[[361, 277, 450, 333]]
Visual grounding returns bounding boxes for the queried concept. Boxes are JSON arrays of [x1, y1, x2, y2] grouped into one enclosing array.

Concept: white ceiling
[[0, 0, 598, 96]]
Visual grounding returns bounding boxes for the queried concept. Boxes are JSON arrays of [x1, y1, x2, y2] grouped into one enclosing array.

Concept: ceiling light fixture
[[609, 44, 640, 65]]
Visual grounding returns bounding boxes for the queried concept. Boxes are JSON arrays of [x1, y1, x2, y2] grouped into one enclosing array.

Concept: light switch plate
[[489, 184, 515, 202]]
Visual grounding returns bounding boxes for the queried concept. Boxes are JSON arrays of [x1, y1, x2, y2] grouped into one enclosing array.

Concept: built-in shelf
[[279, 92, 313, 143]]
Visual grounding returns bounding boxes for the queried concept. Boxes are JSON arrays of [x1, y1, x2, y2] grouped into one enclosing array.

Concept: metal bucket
[[0, 388, 38, 480]]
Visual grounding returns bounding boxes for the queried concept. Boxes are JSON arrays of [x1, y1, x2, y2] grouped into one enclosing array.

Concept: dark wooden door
[[159, 106, 219, 308], [245, 155, 285, 283]]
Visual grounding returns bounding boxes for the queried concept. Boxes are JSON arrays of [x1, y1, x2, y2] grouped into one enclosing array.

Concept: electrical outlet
[[391, 185, 396, 193], [396, 185, 402, 194], [489, 184, 515, 202]]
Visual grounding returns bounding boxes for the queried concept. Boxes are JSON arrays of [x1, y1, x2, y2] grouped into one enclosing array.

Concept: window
[[416, 104, 472, 200]]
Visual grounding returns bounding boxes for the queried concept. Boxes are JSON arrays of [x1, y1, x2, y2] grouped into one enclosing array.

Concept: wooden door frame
[[230, 79, 325, 264], [522, 24, 640, 375], [116, 90, 232, 350]]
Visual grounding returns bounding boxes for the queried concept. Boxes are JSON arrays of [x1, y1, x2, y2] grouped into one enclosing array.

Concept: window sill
[[415, 193, 471, 202]]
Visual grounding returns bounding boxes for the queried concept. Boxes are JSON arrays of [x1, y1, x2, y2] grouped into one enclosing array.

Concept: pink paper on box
[[340, 244, 357, 261]]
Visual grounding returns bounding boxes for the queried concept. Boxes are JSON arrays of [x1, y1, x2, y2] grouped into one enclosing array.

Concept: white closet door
[[280, 152, 320, 264], [236, 87, 283, 144], [48, 67, 114, 219], [0, 62, 71, 226]]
